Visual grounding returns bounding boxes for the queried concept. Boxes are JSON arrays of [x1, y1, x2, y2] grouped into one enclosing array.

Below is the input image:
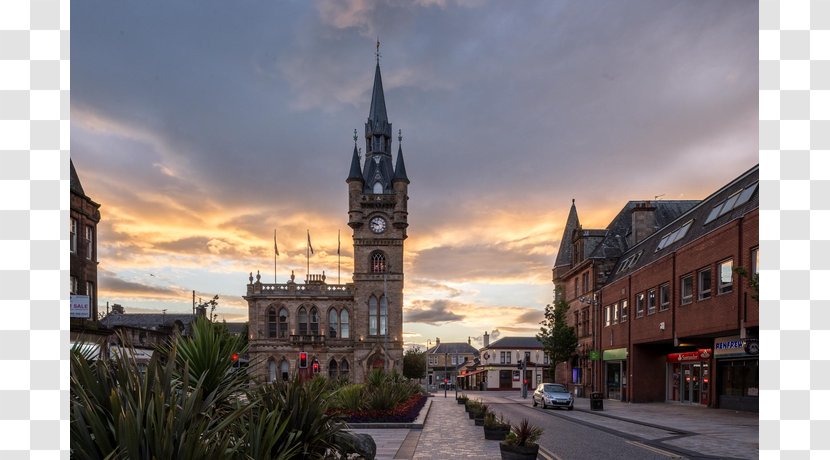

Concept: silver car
[[532, 383, 574, 410]]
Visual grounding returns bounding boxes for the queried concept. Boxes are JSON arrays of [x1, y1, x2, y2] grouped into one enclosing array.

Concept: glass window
[[310, 307, 319, 335], [85, 226, 94, 260], [298, 307, 308, 335], [751, 247, 759, 275], [621, 300, 628, 322], [721, 191, 741, 215], [328, 309, 338, 338], [735, 182, 758, 207], [681, 275, 693, 304], [70, 219, 77, 253], [328, 359, 338, 378], [268, 308, 277, 338], [705, 203, 724, 224], [371, 252, 386, 273], [369, 297, 378, 335], [575, 278, 579, 298], [500, 352, 506, 364], [647, 289, 656, 315], [698, 268, 712, 300], [613, 303, 619, 324], [340, 359, 349, 378], [636, 293, 645, 318], [582, 272, 590, 293], [718, 259, 734, 294], [340, 309, 349, 338], [605, 305, 611, 326], [659, 284, 670, 311], [506, 352, 512, 364], [380, 295, 388, 336], [278, 308, 288, 338], [70, 276, 78, 294]]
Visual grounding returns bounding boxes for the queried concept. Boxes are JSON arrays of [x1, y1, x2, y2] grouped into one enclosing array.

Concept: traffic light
[[517, 359, 523, 369], [231, 353, 239, 362], [299, 352, 308, 368], [312, 361, 320, 373]]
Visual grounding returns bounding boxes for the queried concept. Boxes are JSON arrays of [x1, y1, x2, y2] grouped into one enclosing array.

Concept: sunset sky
[[71, 0, 758, 348]]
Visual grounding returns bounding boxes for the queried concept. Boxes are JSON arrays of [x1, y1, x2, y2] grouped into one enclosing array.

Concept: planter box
[[474, 417, 484, 426], [457, 399, 467, 405], [484, 426, 510, 440], [468, 411, 476, 419], [499, 442, 539, 460]]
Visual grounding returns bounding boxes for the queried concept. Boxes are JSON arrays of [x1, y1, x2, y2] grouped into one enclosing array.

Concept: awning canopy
[[459, 369, 487, 377]]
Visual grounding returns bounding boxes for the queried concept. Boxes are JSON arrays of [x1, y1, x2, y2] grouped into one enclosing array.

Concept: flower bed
[[339, 393, 427, 423]]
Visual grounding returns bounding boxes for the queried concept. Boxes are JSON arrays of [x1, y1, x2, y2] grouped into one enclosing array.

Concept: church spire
[[347, 129, 363, 182], [393, 129, 409, 184], [368, 58, 388, 126], [362, 43, 394, 194], [553, 199, 581, 269]]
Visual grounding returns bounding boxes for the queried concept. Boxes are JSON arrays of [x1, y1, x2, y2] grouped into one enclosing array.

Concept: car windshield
[[543, 384, 567, 393]]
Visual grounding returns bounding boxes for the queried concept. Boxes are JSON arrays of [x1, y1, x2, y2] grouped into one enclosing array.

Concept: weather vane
[[398, 129, 402, 143], [376, 37, 381, 63], [353, 128, 358, 145]]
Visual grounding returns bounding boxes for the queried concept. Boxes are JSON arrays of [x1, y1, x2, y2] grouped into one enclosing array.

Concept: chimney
[[631, 201, 657, 245], [436, 337, 440, 346], [483, 331, 490, 348], [468, 336, 471, 345]]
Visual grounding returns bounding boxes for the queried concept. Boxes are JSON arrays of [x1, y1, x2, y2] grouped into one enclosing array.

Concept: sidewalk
[[352, 394, 502, 459], [501, 393, 758, 459]]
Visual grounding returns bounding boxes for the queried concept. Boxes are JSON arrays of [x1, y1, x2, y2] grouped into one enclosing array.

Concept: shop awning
[[460, 369, 487, 377]]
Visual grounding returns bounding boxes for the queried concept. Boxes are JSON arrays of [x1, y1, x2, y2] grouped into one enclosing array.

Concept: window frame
[[371, 251, 387, 273], [70, 218, 78, 254], [621, 299, 628, 322], [647, 289, 657, 315], [278, 308, 288, 338], [328, 308, 338, 338], [85, 225, 94, 260], [681, 274, 693, 305], [612, 302, 619, 324], [751, 247, 759, 275], [604, 305, 611, 327], [718, 259, 734, 294], [659, 283, 670, 311], [340, 309, 350, 338], [698, 268, 712, 300], [267, 307, 277, 338], [635, 293, 645, 318]]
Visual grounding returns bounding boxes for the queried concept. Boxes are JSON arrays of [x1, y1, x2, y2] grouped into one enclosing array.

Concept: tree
[[536, 294, 578, 384], [402, 347, 426, 380]]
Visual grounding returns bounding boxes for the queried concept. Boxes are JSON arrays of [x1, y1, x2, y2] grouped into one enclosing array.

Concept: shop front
[[603, 348, 628, 401], [666, 348, 711, 406], [714, 336, 759, 411]]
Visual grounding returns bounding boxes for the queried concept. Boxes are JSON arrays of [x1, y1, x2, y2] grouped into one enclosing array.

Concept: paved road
[[482, 396, 682, 460]]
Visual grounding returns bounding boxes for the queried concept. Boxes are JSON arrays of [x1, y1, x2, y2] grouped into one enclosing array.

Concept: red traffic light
[[523, 379, 528, 384], [299, 352, 308, 368], [443, 378, 448, 383], [312, 362, 319, 371], [231, 353, 239, 362]]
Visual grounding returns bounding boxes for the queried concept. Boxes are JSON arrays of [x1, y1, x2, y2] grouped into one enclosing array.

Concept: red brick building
[[596, 165, 758, 411]]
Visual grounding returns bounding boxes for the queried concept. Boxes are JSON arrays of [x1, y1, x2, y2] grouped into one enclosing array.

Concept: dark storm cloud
[[99, 271, 180, 297], [515, 310, 544, 325], [405, 299, 465, 325]]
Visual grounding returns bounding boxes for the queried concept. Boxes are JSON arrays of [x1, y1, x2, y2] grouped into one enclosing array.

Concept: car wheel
[[542, 400, 548, 409], [568, 405, 573, 411], [532, 397, 537, 407]]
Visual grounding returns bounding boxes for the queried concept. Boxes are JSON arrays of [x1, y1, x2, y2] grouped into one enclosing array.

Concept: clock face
[[370, 217, 387, 234]]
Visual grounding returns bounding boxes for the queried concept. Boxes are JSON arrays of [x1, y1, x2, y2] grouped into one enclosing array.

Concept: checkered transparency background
[[0, 0, 823, 458]]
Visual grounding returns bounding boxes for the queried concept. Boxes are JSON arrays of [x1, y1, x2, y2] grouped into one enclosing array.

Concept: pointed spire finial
[[376, 37, 381, 64], [353, 128, 358, 145], [572, 198, 575, 205], [398, 129, 402, 143]]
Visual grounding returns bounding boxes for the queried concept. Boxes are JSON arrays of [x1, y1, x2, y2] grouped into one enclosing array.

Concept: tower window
[[373, 181, 383, 194], [340, 309, 350, 338], [298, 307, 308, 335], [328, 308, 338, 338], [371, 252, 387, 273], [368, 295, 387, 336], [278, 308, 288, 338], [268, 308, 277, 338]]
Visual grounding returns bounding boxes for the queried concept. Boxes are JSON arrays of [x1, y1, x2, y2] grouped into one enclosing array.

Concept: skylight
[[655, 220, 694, 252], [704, 182, 758, 225], [617, 251, 643, 274]]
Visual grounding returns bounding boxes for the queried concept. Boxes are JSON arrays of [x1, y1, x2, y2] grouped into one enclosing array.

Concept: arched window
[[340, 309, 349, 339], [371, 251, 386, 273], [310, 307, 319, 335], [328, 309, 338, 338], [298, 307, 308, 335], [268, 359, 277, 383], [369, 296, 378, 336], [267, 307, 277, 338], [373, 181, 383, 194], [340, 359, 350, 379], [380, 295, 388, 336], [279, 359, 289, 381], [328, 359, 338, 379], [278, 308, 288, 338]]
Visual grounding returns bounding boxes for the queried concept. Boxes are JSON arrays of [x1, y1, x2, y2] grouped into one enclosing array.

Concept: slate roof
[[70, 159, 86, 196], [428, 342, 479, 355], [485, 336, 543, 349], [393, 144, 409, 183], [347, 144, 363, 182], [605, 165, 759, 284], [368, 62, 388, 125], [225, 322, 247, 335], [100, 313, 199, 335], [586, 200, 699, 261], [553, 200, 580, 269]]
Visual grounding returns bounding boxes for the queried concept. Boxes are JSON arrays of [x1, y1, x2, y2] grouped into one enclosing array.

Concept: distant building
[[245, 53, 410, 384], [99, 310, 206, 367], [425, 337, 479, 389], [477, 336, 549, 391], [69, 159, 107, 351]]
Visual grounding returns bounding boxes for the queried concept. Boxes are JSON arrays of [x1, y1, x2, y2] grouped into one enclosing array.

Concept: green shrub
[[332, 383, 366, 411]]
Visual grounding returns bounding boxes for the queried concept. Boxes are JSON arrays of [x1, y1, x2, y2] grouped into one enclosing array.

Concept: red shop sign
[[667, 348, 712, 363]]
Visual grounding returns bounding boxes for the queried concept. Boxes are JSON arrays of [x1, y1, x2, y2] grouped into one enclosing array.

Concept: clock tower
[[346, 55, 409, 373]]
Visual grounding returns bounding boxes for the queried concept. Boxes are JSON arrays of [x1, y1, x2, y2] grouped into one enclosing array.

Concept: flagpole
[[338, 229, 341, 285], [273, 229, 277, 284], [306, 229, 310, 281]]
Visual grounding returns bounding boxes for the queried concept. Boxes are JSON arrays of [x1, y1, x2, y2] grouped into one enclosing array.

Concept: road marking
[[626, 440, 684, 458], [538, 446, 561, 460]]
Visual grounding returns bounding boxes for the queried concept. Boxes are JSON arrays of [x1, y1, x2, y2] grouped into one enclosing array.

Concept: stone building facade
[[246, 57, 409, 384]]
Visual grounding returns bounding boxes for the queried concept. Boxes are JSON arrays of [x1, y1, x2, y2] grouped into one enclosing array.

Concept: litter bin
[[590, 392, 604, 411]]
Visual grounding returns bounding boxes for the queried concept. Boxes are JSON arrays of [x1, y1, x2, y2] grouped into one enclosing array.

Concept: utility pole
[[444, 351, 448, 398]]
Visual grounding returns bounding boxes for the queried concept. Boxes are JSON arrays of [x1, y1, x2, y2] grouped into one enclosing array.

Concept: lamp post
[[425, 339, 431, 392], [444, 350, 448, 398], [454, 352, 458, 399]]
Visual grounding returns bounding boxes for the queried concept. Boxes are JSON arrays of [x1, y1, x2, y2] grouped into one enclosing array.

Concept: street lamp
[[425, 339, 431, 392]]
